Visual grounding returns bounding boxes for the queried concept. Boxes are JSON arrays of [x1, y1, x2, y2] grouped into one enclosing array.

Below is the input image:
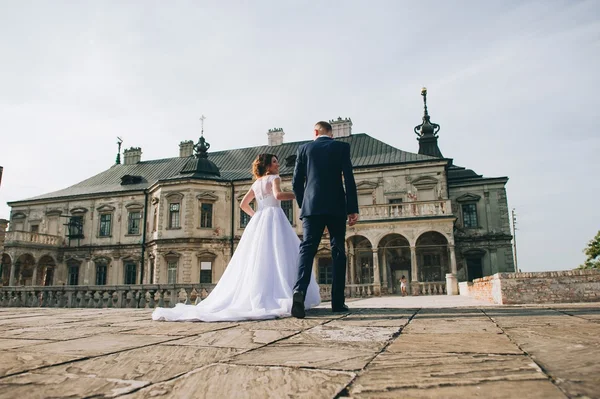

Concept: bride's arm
[[272, 177, 295, 201], [240, 187, 256, 217]]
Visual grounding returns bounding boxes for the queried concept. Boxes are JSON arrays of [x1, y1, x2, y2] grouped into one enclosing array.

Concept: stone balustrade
[[5, 231, 64, 247], [359, 199, 452, 221], [346, 283, 376, 297], [0, 284, 345, 308], [412, 281, 447, 295]]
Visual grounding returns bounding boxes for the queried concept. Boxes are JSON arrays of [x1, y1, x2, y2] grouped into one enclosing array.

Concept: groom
[[291, 121, 359, 318]]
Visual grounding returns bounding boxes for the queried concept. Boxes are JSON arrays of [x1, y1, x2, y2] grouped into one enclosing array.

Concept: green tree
[[578, 230, 600, 270]]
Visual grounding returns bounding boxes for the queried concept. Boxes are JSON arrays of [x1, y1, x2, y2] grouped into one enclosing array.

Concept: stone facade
[[1, 114, 514, 295], [460, 270, 600, 304]]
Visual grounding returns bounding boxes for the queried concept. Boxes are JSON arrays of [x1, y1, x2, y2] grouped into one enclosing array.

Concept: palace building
[[0, 90, 515, 296]]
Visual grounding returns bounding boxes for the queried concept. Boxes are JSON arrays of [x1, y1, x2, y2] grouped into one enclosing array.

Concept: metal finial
[[116, 137, 123, 165], [199, 115, 206, 136], [414, 87, 440, 138], [421, 87, 428, 117]]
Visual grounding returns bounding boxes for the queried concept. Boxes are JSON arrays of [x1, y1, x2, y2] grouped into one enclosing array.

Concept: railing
[[412, 281, 446, 295], [0, 284, 337, 308], [5, 231, 64, 247], [346, 284, 377, 297], [359, 199, 452, 221]]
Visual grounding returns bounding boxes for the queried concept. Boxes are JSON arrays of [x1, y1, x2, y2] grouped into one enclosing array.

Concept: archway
[[15, 254, 36, 286], [37, 255, 56, 286], [378, 234, 411, 294], [347, 236, 373, 284], [415, 232, 449, 282], [1, 253, 12, 286]]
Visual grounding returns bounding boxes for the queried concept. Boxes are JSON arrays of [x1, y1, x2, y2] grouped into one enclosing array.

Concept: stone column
[[410, 246, 418, 282], [446, 245, 459, 295], [380, 249, 388, 293], [372, 249, 381, 295], [31, 264, 38, 286], [312, 258, 318, 280], [9, 262, 15, 286], [349, 252, 355, 284], [82, 259, 94, 285]]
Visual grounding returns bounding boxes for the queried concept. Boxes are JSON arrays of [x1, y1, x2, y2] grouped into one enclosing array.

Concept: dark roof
[[15, 133, 440, 203]]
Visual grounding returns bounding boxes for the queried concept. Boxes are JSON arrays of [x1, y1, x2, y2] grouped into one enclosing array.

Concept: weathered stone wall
[[0, 219, 8, 253], [461, 270, 600, 304]]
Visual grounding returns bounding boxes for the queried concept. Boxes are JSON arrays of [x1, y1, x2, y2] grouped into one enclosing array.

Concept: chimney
[[267, 128, 284, 146], [179, 140, 194, 158], [330, 117, 352, 138], [123, 147, 142, 165]]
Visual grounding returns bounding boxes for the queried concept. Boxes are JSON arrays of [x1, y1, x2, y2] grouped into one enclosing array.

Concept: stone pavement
[[0, 297, 598, 399]]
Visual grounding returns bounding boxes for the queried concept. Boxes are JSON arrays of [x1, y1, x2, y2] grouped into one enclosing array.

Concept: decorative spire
[[115, 137, 123, 165], [413, 88, 443, 158], [195, 115, 210, 159]]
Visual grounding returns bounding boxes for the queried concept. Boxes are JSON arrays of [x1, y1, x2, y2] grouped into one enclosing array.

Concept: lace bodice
[[252, 174, 281, 210]]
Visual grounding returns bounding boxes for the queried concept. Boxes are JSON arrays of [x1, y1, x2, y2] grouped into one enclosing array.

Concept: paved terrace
[[0, 297, 598, 399]]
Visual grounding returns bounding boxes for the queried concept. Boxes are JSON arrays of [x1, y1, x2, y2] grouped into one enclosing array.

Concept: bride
[[152, 153, 321, 322]]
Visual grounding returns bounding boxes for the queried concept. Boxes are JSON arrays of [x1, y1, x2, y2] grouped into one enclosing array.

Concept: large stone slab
[[503, 326, 600, 398], [17, 333, 173, 356], [228, 343, 376, 371], [349, 351, 548, 394], [0, 372, 148, 399], [1, 324, 137, 340], [387, 332, 522, 354], [0, 338, 52, 350], [120, 363, 355, 399], [349, 380, 566, 399], [0, 351, 82, 377], [403, 318, 503, 334], [163, 328, 298, 349], [37, 345, 242, 382], [279, 324, 399, 351], [118, 321, 237, 336], [242, 317, 327, 331]]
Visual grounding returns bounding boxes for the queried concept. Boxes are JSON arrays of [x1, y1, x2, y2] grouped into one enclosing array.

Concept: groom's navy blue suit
[[292, 136, 358, 309]]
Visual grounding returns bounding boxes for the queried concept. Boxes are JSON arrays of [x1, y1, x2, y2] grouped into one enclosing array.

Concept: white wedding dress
[[152, 174, 321, 322]]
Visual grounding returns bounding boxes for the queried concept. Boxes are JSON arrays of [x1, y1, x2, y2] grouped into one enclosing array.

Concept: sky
[[0, 0, 598, 272]]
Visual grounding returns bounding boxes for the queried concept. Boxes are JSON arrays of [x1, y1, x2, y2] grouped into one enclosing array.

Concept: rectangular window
[[68, 266, 79, 285], [30, 224, 39, 233], [388, 198, 403, 204], [462, 204, 478, 228], [318, 258, 333, 284], [167, 260, 178, 284], [240, 202, 255, 228], [281, 200, 294, 225], [68, 216, 84, 238], [99, 214, 112, 237], [200, 261, 212, 284], [152, 208, 157, 232], [128, 211, 141, 235], [169, 203, 180, 229], [200, 203, 213, 228], [124, 262, 137, 284], [95, 264, 107, 285]]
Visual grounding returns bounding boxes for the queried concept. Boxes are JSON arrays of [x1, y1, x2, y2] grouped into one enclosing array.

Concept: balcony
[[359, 199, 452, 221], [4, 231, 64, 247]]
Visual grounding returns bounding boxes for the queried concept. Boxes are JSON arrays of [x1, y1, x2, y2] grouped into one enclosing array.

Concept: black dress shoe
[[291, 291, 305, 319], [331, 304, 349, 312]]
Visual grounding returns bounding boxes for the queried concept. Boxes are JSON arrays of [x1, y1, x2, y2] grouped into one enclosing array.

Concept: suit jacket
[[292, 136, 359, 219]]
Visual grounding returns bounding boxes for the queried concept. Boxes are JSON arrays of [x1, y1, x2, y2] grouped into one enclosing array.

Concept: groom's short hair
[[315, 121, 332, 134]]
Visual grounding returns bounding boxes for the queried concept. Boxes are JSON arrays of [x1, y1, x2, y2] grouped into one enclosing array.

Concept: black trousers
[[294, 215, 347, 308]]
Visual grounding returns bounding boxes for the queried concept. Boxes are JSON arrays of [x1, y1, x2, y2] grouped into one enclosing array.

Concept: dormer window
[[121, 175, 143, 185]]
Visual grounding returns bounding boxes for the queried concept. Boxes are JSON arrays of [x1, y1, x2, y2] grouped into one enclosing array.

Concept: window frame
[[200, 202, 213, 229], [281, 200, 294, 225], [462, 203, 479, 229], [98, 213, 112, 237], [124, 261, 137, 285], [127, 211, 142, 235]]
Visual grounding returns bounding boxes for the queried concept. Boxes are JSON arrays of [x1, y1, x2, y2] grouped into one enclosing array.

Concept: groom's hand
[[347, 213, 359, 226]]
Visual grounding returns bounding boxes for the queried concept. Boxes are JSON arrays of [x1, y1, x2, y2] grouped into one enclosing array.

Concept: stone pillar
[[447, 245, 458, 295], [349, 252, 355, 284], [380, 249, 388, 293], [372, 249, 381, 295], [410, 246, 418, 282], [31, 264, 38, 286], [9, 263, 15, 286], [312, 258, 318, 280]]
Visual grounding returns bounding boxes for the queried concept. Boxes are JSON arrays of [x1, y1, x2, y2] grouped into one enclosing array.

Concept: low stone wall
[[460, 270, 600, 304]]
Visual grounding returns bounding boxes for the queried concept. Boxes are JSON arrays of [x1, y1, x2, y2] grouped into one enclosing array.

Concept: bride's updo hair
[[252, 153, 278, 180]]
